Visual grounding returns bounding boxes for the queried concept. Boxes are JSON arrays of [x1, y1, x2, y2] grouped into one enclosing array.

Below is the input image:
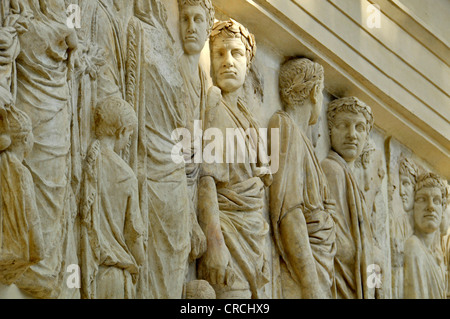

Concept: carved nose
[[187, 19, 196, 34], [223, 52, 234, 67], [347, 126, 357, 139]]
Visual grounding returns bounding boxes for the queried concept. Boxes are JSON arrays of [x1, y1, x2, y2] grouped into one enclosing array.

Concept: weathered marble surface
[[0, 0, 448, 299]]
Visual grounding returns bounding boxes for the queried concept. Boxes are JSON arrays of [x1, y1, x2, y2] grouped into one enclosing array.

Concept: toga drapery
[[200, 98, 270, 299], [268, 111, 336, 298], [322, 151, 375, 299], [126, 2, 191, 298]]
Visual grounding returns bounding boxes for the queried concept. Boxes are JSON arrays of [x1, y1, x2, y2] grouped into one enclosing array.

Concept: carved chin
[[183, 42, 203, 55]]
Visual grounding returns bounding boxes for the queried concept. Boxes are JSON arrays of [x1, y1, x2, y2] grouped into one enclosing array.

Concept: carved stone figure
[[8, 0, 79, 299], [353, 140, 386, 298], [440, 183, 450, 298], [197, 19, 271, 299], [184, 280, 216, 299], [268, 58, 336, 299], [71, 0, 133, 162], [80, 97, 145, 299], [390, 157, 418, 298], [127, 0, 191, 299], [321, 96, 376, 299], [0, 26, 18, 112], [404, 172, 447, 299], [178, 0, 214, 276], [0, 106, 44, 286], [399, 157, 421, 230]]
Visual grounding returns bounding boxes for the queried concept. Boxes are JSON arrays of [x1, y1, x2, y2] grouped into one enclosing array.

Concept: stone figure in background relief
[[440, 183, 450, 299], [353, 140, 386, 298], [0, 106, 44, 286], [404, 172, 447, 299], [321, 96, 376, 299], [80, 97, 145, 299], [69, 0, 133, 169], [268, 58, 336, 299], [7, 0, 80, 299], [178, 0, 214, 279], [127, 0, 191, 298], [0, 1, 21, 114], [197, 19, 271, 299], [390, 157, 418, 298]]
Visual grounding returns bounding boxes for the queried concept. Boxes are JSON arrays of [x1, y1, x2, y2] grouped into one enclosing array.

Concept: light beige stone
[[197, 19, 271, 299], [80, 97, 145, 299], [403, 173, 447, 299], [0, 0, 447, 300], [268, 58, 336, 299], [0, 106, 44, 286], [321, 96, 376, 299]]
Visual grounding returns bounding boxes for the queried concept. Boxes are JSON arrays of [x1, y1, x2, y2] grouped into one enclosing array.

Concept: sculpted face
[[180, 5, 209, 55], [413, 187, 443, 234], [330, 111, 368, 163], [211, 37, 248, 93], [399, 174, 415, 212], [114, 126, 133, 153]]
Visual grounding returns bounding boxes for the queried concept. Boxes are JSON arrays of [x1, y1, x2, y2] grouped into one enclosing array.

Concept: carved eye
[[195, 15, 204, 23], [356, 123, 366, 132], [232, 49, 245, 58], [336, 122, 346, 130], [415, 196, 425, 203], [434, 197, 442, 205]]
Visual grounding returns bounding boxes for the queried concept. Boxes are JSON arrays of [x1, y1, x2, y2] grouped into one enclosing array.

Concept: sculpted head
[[0, 107, 34, 159], [95, 97, 138, 153], [279, 58, 324, 125], [399, 157, 419, 213], [327, 96, 374, 163], [179, 0, 215, 56], [209, 19, 256, 93], [413, 173, 447, 235], [354, 140, 385, 205]]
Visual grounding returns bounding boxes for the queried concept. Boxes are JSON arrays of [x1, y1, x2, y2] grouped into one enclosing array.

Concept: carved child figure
[[0, 106, 44, 285], [80, 97, 145, 299], [404, 172, 447, 299], [198, 19, 271, 299], [268, 58, 336, 299], [321, 96, 376, 299]]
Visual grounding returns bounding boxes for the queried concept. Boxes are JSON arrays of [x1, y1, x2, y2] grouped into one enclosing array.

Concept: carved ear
[[115, 127, 124, 140], [310, 84, 320, 104]]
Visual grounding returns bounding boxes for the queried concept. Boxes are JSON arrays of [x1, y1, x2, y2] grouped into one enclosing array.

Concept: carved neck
[[415, 229, 435, 249], [98, 135, 116, 152], [222, 89, 241, 111], [285, 102, 311, 134], [181, 53, 201, 80]]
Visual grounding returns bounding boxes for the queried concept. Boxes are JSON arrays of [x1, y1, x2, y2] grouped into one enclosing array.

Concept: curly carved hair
[[399, 157, 420, 184], [210, 19, 256, 69], [279, 58, 324, 109], [327, 96, 374, 134], [415, 172, 448, 208], [354, 139, 377, 169], [178, 0, 215, 34]]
